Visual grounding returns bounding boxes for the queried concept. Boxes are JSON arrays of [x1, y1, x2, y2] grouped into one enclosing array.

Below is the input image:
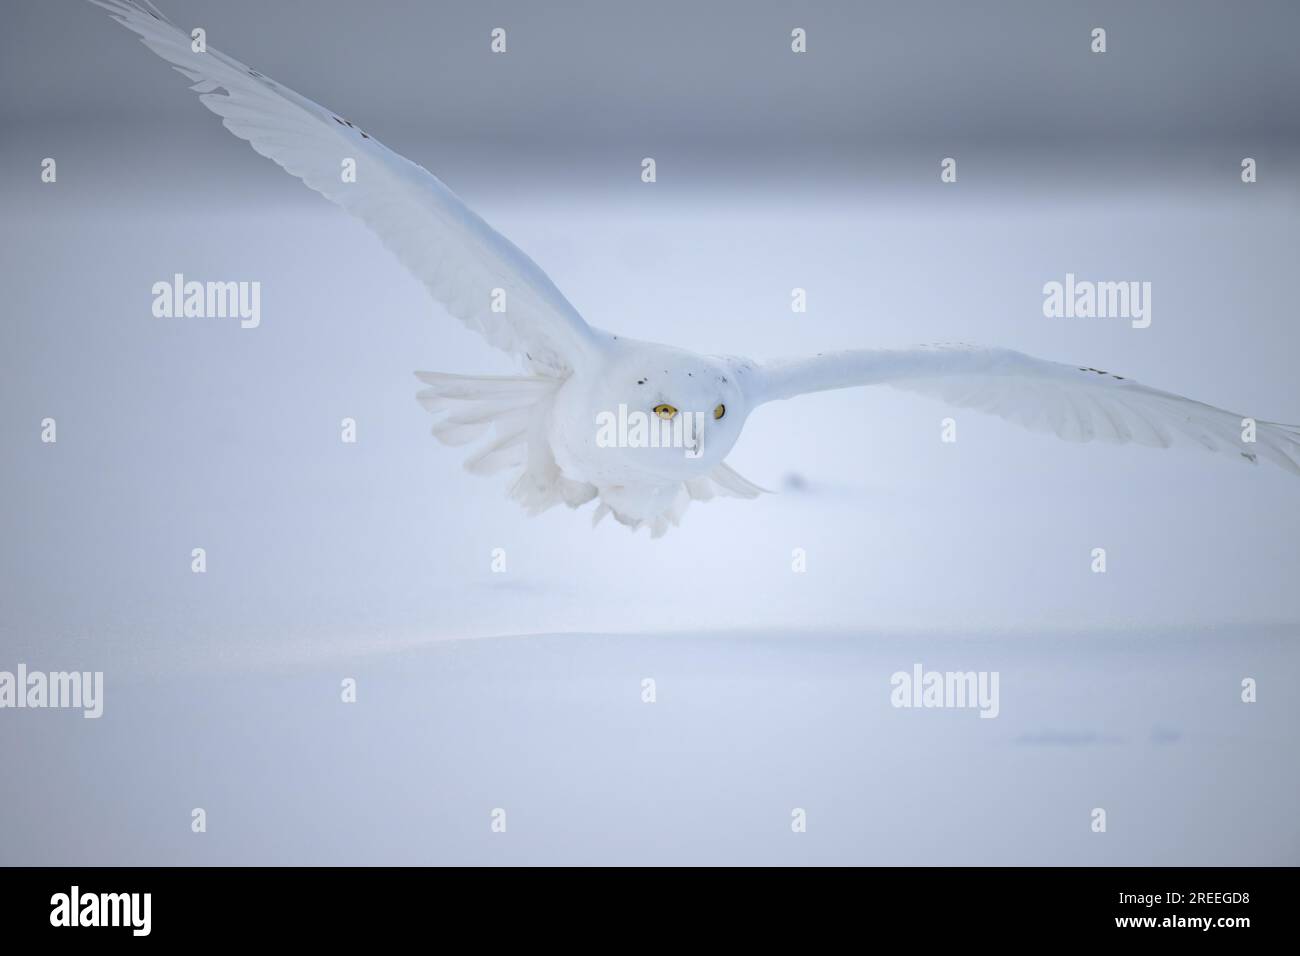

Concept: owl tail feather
[[414, 370, 597, 513]]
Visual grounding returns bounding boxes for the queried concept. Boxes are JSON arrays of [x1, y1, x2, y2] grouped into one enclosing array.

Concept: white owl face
[[588, 344, 748, 480]]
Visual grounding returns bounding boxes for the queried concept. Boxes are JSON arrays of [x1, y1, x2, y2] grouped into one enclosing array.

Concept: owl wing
[[750, 344, 1300, 475], [90, 0, 602, 375]]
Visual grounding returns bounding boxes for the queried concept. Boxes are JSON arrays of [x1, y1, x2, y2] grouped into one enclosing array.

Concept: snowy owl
[[93, 1, 1300, 536]]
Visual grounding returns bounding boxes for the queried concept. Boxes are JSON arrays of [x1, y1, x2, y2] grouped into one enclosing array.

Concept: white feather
[[754, 345, 1300, 476], [89, 0, 602, 376]]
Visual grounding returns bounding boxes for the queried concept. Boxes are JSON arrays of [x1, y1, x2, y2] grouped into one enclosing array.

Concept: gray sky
[[5, 0, 1300, 146]]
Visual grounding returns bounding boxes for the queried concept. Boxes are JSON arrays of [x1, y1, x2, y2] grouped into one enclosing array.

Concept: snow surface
[[2, 138, 1298, 864], [1, 626, 1296, 865]]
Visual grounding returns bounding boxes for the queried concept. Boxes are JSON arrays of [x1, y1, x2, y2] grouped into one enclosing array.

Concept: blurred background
[[1, 0, 1297, 864]]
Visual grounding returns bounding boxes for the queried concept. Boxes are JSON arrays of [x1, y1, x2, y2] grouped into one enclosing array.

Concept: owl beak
[[683, 416, 704, 459]]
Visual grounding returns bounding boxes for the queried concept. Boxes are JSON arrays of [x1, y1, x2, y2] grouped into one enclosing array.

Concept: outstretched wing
[[90, 0, 601, 375], [751, 344, 1300, 476]]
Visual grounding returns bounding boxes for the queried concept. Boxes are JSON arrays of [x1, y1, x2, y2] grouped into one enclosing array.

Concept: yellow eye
[[653, 403, 677, 420], [713, 403, 726, 420]]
